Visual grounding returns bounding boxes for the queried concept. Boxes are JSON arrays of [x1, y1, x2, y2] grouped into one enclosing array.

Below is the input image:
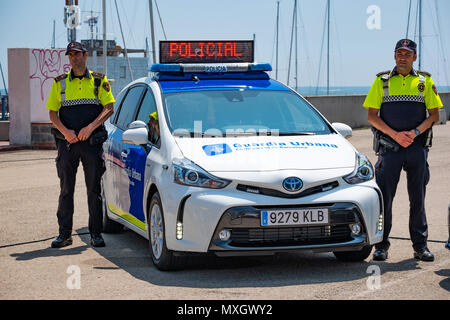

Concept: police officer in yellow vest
[[147, 111, 160, 145], [364, 39, 443, 261], [46, 42, 115, 248]]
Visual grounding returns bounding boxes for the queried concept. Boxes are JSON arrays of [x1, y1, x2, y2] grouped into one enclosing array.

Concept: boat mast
[[295, 0, 298, 90], [327, 0, 330, 95], [287, 0, 297, 87], [114, 0, 133, 81], [102, 0, 107, 75], [275, 1, 280, 80], [0, 60, 7, 95], [418, 0, 422, 70], [406, 0, 412, 38], [149, 0, 157, 64], [52, 20, 56, 49]]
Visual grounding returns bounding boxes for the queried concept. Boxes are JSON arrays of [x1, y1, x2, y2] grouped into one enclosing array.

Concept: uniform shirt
[[363, 68, 443, 110], [46, 69, 115, 132], [46, 69, 115, 111]]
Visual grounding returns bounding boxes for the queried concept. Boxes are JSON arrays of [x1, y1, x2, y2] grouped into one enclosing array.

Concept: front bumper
[[209, 202, 368, 256], [163, 182, 383, 253]]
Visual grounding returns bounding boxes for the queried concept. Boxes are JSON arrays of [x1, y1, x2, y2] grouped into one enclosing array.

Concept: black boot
[[414, 247, 435, 262], [373, 248, 388, 261], [51, 234, 73, 248], [90, 233, 106, 247]]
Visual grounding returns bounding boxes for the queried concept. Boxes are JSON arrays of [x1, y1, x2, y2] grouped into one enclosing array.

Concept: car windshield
[[163, 90, 331, 137]]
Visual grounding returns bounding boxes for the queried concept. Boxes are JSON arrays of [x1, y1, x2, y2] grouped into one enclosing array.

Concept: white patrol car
[[101, 40, 383, 270]]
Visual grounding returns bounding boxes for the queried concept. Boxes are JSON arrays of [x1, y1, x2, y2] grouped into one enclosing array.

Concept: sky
[[1, 0, 450, 91]]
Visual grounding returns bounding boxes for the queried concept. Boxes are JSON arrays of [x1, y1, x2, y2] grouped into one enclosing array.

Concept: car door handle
[[121, 151, 129, 159]]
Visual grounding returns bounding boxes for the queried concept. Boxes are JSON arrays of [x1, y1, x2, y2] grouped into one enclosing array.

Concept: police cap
[[395, 39, 417, 53], [65, 42, 87, 55]]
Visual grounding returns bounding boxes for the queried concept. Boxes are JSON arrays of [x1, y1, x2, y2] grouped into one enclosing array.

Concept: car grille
[[236, 181, 339, 199], [229, 225, 352, 247]]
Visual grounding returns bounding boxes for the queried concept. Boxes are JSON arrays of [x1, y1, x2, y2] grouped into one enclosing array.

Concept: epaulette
[[54, 74, 68, 82], [376, 70, 390, 77], [417, 70, 431, 77], [91, 71, 105, 79]]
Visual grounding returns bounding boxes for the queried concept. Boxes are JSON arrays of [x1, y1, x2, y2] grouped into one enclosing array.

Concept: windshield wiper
[[278, 132, 316, 136], [173, 131, 317, 138], [173, 132, 226, 138]]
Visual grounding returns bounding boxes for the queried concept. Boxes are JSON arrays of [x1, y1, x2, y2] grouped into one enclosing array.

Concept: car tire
[[101, 185, 123, 234], [333, 245, 373, 262], [148, 192, 186, 271]]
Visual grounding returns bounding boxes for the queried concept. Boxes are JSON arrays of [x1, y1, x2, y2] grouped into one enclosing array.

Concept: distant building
[[87, 56, 149, 97], [82, 39, 150, 97]]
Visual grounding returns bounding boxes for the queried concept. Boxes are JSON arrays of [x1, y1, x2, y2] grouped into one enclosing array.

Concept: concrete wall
[[305, 92, 449, 128], [438, 92, 450, 121], [305, 94, 369, 128], [8, 48, 70, 145], [0, 121, 9, 141]]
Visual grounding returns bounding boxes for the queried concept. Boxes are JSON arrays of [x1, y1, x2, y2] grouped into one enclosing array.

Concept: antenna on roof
[[64, 0, 80, 42]]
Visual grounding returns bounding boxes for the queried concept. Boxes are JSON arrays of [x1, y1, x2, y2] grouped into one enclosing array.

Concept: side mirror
[[128, 120, 147, 129], [332, 122, 352, 138], [122, 121, 149, 145]]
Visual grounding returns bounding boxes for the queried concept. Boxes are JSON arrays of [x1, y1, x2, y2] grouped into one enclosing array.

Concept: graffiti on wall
[[29, 49, 71, 101]]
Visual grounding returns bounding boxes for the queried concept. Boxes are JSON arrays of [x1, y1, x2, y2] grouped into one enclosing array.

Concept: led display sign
[[160, 40, 254, 63]]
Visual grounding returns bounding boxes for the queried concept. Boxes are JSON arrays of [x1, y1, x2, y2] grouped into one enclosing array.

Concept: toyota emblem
[[282, 177, 303, 192]]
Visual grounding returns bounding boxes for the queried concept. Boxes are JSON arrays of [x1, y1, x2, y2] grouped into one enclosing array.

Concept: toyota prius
[[101, 40, 383, 270]]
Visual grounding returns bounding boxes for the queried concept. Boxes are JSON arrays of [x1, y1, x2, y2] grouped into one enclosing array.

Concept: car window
[[115, 86, 145, 129], [136, 89, 160, 147], [136, 89, 157, 123], [110, 89, 127, 125]]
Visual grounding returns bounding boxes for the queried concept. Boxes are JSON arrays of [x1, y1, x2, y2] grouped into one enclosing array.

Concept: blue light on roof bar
[[150, 63, 272, 73], [249, 63, 272, 72], [150, 64, 182, 72]]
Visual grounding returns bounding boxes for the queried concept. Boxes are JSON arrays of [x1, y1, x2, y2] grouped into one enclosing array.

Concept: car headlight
[[343, 153, 374, 184], [173, 158, 231, 189]]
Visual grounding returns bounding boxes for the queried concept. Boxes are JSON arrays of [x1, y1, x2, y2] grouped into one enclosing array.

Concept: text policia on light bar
[[159, 40, 254, 64]]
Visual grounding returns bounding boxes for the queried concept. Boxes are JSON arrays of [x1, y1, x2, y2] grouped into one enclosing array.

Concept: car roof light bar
[[150, 63, 272, 73]]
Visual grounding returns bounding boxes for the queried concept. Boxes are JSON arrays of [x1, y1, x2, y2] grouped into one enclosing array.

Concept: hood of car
[[174, 134, 356, 172]]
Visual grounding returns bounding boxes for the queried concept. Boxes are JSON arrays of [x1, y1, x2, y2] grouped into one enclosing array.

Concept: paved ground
[[0, 125, 449, 300]]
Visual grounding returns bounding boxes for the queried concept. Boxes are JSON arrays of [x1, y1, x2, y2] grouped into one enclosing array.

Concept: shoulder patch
[[102, 81, 110, 92], [91, 71, 105, 79], [432, 85, 438, 95], [417, 70, 431, 77], [54, 74, 68, 82], [376, 70, 390, 77]]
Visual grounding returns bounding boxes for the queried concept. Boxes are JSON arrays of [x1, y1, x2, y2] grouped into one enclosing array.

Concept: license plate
[[261, 209, 329, 226]]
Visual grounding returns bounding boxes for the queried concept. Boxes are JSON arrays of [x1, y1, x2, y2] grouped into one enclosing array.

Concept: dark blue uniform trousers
[[55, 139, 106, 237], [375, 144, 430, 251]]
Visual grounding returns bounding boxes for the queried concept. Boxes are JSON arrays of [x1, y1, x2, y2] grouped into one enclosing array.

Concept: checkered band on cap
[[61, 99, 99, 107], [382, 95, 425, 103]]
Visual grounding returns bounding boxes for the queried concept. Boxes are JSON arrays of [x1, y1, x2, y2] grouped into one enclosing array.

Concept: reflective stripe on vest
[[381, 73, 389, 97], [60, 78, 66, 103], [418, 73, 425, 97]]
